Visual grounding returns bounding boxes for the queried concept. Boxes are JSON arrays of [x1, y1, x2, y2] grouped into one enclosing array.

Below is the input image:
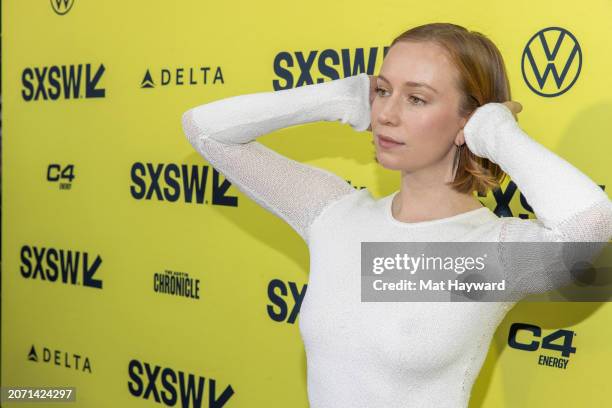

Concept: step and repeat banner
[[2, 0, 611, 407]]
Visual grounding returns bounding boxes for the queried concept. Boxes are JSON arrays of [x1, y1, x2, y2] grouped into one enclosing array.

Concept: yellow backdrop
[[2, 0, 611, 407]]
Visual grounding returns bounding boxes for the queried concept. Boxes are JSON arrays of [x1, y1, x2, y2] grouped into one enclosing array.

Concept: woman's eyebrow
[[377, 74, 439, 94]]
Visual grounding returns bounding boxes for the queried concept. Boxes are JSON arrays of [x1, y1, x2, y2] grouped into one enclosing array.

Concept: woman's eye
[[375, 88, 425, 105], [375, 87, 388, 96], [408, 96, 426, 105]]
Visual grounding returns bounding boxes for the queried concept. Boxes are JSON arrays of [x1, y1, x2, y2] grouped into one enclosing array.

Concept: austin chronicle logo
[[521, 27, 582, 97]]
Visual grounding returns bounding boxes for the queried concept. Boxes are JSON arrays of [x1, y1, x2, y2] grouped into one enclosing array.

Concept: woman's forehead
[[380, 41, 458, 90]]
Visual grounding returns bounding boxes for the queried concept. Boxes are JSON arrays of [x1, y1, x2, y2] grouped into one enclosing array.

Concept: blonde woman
[[181, 23, 612, 408]]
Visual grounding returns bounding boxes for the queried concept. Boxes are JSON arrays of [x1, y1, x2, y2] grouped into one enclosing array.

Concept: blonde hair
[[388, 22, 509, 195]]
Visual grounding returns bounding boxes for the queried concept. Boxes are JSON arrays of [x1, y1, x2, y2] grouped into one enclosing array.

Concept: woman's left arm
[[463, 103, 612, 296]]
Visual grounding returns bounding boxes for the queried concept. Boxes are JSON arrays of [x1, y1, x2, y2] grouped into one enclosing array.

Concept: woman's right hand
[[366, 75, 377, 131]]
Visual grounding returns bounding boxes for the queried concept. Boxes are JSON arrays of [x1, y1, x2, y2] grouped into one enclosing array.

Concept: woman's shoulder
[[308, 187, 378, 232], [317, 187, 376, 219]]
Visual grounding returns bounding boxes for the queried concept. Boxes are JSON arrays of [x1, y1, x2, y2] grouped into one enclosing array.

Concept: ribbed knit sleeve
[[463, 103, 612, 297], [180, 73, 372, 245]]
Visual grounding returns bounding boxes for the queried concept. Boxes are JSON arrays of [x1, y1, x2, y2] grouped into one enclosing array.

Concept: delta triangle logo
[[28, 345, 38, 362], [141, 70, 155, 88]]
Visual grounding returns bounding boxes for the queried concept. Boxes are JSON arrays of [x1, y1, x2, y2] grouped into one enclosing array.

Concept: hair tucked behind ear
[[389, 22, 510, 196]]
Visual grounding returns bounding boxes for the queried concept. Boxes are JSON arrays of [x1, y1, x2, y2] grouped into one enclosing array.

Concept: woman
[[181, 23, 612, 408]]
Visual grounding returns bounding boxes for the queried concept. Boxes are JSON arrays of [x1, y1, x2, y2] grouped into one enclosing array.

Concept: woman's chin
[[375, 152, 405, 170]]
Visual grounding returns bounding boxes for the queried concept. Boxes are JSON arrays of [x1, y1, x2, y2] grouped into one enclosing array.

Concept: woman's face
[[371, 41, 468, 173]]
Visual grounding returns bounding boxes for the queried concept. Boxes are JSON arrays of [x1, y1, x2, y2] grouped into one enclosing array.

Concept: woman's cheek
[[424, 108, 458, 141], [405, 112, 438, 140], [407, 108, 438, 128]]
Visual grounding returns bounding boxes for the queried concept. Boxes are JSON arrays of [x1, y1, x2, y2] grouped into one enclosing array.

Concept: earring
[[451, 144, 463, 182]]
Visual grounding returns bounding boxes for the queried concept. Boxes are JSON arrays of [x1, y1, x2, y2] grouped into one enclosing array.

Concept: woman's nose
[[377, 97, 400, 126]]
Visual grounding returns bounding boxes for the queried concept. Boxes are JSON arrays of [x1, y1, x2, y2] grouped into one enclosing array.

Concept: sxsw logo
[[481, 180, 606, 219], [21, 63, 106, 101], [128, 359, 234, 407], [51, 0, 75, 15], [522, 27, 582, 97], [267, 279, 306, 324], [272, 47, 389, 90], [130, 162, 237, 206], [20, 245, 103, 289]]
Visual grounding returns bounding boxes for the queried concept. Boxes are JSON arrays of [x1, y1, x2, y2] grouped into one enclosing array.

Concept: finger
[[510, 101, 523, 113], [505, 101, 522, 114]]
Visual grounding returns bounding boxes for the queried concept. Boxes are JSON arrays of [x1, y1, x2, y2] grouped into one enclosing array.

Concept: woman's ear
[[456, 108, 477, 145], [455, 128, 465, 146], [455, 116, 468, 145]]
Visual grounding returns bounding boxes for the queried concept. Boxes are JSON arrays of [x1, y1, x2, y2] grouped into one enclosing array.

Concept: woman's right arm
[[180, 73, 372, 245]]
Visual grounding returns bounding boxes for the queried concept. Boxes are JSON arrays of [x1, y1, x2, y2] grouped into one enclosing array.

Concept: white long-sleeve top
[[180, 73, 612, 408]]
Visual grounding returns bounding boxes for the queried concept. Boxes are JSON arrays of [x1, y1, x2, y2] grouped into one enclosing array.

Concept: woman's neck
[[392, 182, 483, 223]]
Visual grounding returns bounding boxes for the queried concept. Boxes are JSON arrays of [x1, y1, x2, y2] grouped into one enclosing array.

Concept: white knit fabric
[[181, 73, 612, 408]]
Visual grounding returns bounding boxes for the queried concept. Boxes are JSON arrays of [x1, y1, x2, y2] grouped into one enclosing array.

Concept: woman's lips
[[377, 134, 405, 149]]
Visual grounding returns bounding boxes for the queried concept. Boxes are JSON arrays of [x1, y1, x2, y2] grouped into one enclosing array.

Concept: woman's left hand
[[458, 101, 524, 161], [457, 101, 522, 147]]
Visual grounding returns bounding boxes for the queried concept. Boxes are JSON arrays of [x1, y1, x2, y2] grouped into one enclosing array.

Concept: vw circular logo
[[521, 27, 582, 97], [51, 0, 75, 15]]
